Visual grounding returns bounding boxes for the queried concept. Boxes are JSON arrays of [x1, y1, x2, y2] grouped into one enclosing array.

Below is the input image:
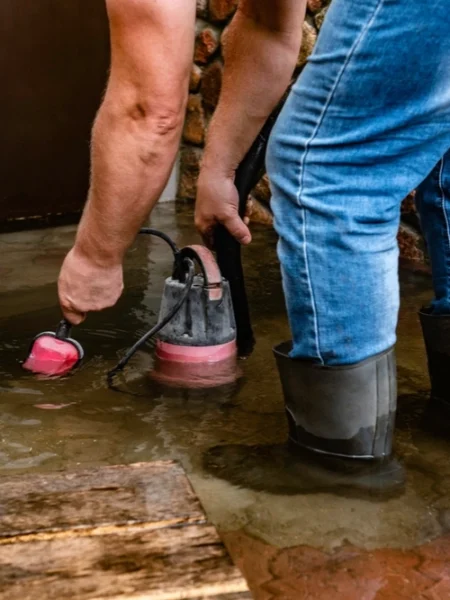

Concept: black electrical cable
[[107, 257, 195, 393], [139, 227, 179, 257]]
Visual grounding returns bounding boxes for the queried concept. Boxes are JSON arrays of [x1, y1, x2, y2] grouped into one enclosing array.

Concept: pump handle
[[175, 245, 223, 301]]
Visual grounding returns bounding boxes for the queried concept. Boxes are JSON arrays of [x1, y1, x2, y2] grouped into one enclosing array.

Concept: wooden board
[[0, 462, 251, 600]]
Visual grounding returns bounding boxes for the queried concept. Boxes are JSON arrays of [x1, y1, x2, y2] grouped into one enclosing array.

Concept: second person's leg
[[267, 0, 450, 459], [416, 150, 450, 412]]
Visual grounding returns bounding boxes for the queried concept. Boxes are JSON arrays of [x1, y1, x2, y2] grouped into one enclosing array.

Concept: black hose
[[107, 224, 194, 393], [215, 110, 281, 357], [139, 227, 179, 256]]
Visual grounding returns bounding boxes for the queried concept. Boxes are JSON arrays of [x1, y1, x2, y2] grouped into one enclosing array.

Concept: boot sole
[[288, 437, 379, 461]]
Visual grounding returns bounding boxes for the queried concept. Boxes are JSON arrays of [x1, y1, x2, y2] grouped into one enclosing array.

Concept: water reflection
[[203, 443, 406, 499]]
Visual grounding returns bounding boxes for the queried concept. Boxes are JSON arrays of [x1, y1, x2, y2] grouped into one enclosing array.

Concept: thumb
[[222, 213, 252, 245]]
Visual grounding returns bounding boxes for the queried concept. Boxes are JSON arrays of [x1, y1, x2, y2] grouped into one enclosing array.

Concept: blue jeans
[[266, 0, 450, 366]]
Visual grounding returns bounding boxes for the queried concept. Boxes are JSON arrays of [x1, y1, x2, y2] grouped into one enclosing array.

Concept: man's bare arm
[[59, 0, 196, 323], [77, 0, 195, 263], [196, 0, 306, 244]]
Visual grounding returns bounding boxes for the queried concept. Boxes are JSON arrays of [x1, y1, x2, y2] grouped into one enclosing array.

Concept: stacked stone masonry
[[179, 0, 425, 265]]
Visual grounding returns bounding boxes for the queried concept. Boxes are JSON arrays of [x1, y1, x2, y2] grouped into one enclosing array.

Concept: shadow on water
[[203, 442, 406, 500], [2, 204, 450, 551]]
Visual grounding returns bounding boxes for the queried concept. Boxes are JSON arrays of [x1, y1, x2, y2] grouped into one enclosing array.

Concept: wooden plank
[[0, 462, 251, 599], [0, 462, 205, 538], [0, 524, 250, 600]]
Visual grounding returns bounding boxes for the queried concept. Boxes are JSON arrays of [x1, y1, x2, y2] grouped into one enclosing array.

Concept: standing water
[[1, 203, 450, 596]]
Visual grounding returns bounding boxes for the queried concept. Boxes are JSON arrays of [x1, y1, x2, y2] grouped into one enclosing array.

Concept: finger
[[195, 214, 216, 247], [201, 226, 216, 251], [222, 214, 252, 245], [194, 212, 214, 236], [61, 307, 87, 326]]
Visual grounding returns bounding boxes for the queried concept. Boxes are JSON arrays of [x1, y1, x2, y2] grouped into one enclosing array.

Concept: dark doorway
[[0, 0, 110, 225]]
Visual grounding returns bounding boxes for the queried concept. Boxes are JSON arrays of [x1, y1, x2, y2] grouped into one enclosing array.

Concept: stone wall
[[179, 0, 425, 266], [178, 0, 324, 204], [178, 0, 238, 201]]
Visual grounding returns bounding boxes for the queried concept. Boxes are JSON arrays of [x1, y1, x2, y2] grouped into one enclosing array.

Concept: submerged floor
[[1, 203, 450, 598]]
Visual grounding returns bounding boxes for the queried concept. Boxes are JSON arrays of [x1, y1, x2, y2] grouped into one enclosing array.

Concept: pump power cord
[[107, 253, 195, 393], [139, 227, 179, 257], [107, 227, 192, 392]]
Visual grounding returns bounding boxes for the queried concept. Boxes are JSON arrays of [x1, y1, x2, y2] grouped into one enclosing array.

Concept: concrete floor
[[1, 202, 449, 599]]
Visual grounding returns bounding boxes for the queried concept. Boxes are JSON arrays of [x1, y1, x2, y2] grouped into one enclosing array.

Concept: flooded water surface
[[1, 203, 450, 578]]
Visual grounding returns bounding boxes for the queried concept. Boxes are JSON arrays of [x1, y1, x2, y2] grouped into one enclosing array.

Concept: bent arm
[[201, 0, 306, 177], [75, 0, 196, 266]]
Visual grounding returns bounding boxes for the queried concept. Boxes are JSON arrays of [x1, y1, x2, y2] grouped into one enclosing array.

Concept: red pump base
[[150, 340, 239, 389]]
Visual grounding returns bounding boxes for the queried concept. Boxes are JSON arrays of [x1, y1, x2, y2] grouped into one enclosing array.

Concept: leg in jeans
[[415, 151, 450, 410], [266, 0, 450, 458], [416, 152, 450, 316]]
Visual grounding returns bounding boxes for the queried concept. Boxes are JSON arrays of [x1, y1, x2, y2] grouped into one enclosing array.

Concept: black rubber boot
[[273, 343, 397, 460], [419, 309, 450, 414]]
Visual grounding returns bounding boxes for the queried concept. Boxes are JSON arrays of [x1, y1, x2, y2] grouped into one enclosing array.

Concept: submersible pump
[[23, 235, 240, 389], [150, 244, 238, 388]]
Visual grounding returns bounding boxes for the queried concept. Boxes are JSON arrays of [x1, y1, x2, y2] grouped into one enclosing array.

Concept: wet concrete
[[1, 203, 450, 598]]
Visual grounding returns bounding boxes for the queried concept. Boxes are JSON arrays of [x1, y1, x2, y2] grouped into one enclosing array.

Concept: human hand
[[58, 246, 124, 325], [195, 167, 252, 249]]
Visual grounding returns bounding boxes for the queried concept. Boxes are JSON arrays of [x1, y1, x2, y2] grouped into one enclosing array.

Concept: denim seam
[[439, 158, 450, 292], [295, 0, 385, 366]]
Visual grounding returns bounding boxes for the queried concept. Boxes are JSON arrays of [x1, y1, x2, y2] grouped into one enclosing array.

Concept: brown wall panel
[[0, 0, 110, 223]]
